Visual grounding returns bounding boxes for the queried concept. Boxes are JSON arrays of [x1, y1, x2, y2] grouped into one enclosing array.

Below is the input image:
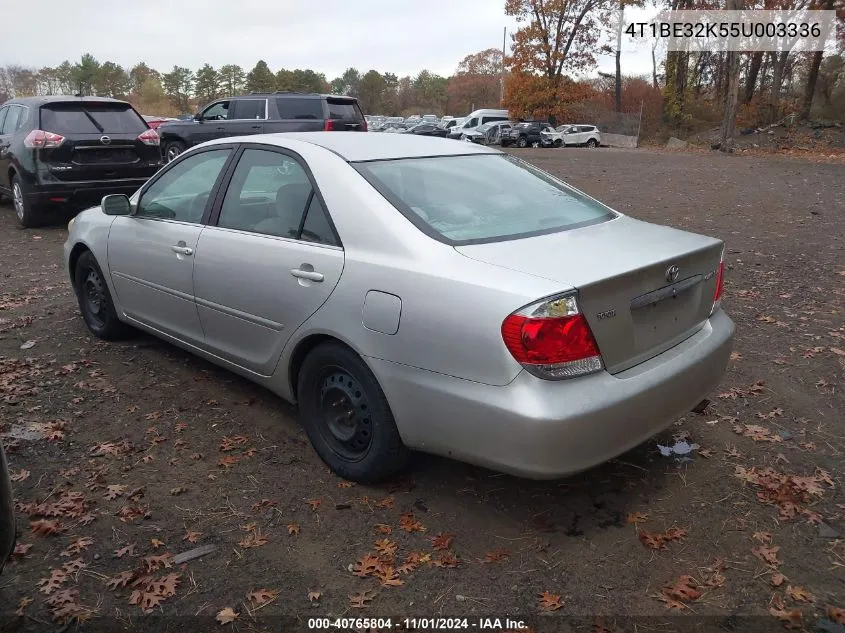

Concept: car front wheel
[[74, 251, 132, 340], [297, 342, 409, 483], [586, 138, 598, 148], [517, 136, 528, 148]]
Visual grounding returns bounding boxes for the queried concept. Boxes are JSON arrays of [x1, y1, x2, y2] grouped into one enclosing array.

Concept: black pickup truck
[[158, 92, 366, 162]]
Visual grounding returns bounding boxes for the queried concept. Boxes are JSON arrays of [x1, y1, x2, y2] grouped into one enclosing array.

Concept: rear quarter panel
[[270, 143, 565, 394]]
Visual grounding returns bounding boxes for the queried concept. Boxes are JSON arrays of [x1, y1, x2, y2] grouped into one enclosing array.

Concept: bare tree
[[719, 0, 744, 152]]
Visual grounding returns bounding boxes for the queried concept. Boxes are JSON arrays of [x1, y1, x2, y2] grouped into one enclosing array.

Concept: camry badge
[[665, 264, 680, 283]]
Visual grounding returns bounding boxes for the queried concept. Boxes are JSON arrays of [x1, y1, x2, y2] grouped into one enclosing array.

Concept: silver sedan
[[63, 133, 735, 482]]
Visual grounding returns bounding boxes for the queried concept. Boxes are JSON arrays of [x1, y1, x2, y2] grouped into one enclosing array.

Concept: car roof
[[3, 95, 129, 106], [223, 132, 501, 162]]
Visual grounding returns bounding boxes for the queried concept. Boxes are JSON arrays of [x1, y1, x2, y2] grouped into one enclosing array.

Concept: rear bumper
[[27, 178, 151, 209], [368, 309, 735, 479]]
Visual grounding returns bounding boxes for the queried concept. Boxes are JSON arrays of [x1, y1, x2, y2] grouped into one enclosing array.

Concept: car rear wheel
[[11, 175, 43, 229], [297, 342, 409, 483], [586, 138, 598, 148], [553, 139, 563, 148], [164, 140, 186, 163], [517, 136, 528, 148], [74, 251, 132, 340]]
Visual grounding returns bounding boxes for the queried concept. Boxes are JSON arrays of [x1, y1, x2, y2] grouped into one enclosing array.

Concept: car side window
[[300, 195, 339, 247], [230, 99, 267, 120], [217, 149, 313, 239], [136, 149, 231, 223], [1, 106, 21, 135], [201, 101, 230, 121], [0, 107, 7, 133]]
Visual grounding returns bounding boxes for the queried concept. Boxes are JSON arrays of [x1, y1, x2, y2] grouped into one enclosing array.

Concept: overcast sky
[[3, 0, 657, 79]]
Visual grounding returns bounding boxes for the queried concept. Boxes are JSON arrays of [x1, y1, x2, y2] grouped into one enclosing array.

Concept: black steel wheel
[[298, 342, 408, 482], [73, 251, 132, 340]]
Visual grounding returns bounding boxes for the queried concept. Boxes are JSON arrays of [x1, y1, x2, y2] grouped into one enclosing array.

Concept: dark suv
[[158, 92, 367, 162], [501, 121, 552, 148], [0, 96, 162, 228]]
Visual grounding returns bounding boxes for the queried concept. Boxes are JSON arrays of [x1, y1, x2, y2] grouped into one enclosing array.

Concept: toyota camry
[[63, 133, 734, 482]]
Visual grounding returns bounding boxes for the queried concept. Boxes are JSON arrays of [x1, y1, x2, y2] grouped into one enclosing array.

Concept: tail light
[[711, 252, 725, 314], [502, 293, 603, 380], [24, 130, 65, 149], [324, 120, 335, 131], [137, 129, 160, 146], [361, 120, 368, 132]]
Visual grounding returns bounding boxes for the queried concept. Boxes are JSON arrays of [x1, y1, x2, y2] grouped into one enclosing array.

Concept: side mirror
[[194, 113, 202, 122], [101, 194, 132, 216]]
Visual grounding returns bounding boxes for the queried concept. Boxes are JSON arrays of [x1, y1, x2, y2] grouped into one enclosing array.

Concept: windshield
[[355, 154, 615, 245]]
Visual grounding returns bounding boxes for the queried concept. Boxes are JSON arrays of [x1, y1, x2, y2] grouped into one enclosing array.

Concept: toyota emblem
[[100, 135, 111, 145], [665, 264, 680, 283]]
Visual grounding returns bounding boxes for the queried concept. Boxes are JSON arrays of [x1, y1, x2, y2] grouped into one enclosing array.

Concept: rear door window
[[40, 103, 146, 135], [326, 98, 363, 121], [2, 106, 23, 134], [276, 98, 323, 120], [230, 99, 267, 120]]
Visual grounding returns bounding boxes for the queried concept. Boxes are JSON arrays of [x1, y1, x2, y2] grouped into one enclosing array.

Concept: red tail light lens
[[713, 260, 724, 302], [361, 120, 368, 132], [502, 293, 603, 380], [137, 129, 160, 146], [24, 130, 65, 149], [324, 119, 335, 131]]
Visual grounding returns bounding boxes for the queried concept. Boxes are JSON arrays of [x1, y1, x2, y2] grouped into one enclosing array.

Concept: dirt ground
[[0, 147, 843, 632]]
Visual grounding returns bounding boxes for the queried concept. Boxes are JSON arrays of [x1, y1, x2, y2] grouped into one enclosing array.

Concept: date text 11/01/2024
[[307, 617, 530, 630]]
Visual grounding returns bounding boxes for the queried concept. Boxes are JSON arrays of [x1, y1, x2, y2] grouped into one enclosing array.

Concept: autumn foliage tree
[[447, 49, 504, 114], [504, 0, 613, 121]]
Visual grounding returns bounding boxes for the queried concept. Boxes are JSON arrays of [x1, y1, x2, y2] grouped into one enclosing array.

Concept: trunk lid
[[456, 216, 724, 374], [38, 102, 160, 181]]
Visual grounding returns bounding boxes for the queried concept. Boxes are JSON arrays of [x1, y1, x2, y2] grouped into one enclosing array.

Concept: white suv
[[559, 124, 601, 147]]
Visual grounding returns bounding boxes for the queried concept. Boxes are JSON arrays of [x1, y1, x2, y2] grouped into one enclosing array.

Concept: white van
[[448, 109, 510, 139]]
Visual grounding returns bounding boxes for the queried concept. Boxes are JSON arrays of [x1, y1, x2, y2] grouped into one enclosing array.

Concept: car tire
[[297, 342, 409, 483], [500, 140, 510, 147], [554, 139, 562, 148], [517, 136, 528, 148], [164, 140, 186, 163], [587, 138, 598, 148], [11, 175, 44, 229], [74, 251, 132, 340]]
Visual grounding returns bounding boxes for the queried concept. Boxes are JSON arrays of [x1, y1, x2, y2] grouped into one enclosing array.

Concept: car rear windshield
[[355, 154, 615, 245], [326, 98, 363, 121], [40, 103, 146, 135], [276, 97, 323, 120]]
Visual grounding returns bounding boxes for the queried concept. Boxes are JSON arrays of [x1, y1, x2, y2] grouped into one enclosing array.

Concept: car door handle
[[250, 125, 261, 130], [290, 268, 324, 282], [171, 245, 194, 256]]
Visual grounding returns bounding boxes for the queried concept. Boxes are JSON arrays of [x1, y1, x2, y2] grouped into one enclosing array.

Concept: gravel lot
[[1, 147, 843, 631]]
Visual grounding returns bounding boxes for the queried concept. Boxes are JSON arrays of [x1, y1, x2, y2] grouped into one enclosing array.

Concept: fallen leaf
[[538, 591, 563, 611], [374, 496, 395, 509], [374, 523, 393, 534], [785, 585, 815, 603], [349, 590, 376, 608], [60, 536, 94, 557], [183, 530, 202, 544], [399, 512, 426, 532], [626, 512, 648, 524], [830, 347, 845, 357], [337, 481, 354, 489], [15, 597, 34, 616], [10, 469, 30, 482], [375, 538, 398, 556], [246, 588, 279, 606], [639, 530, 666, 550], [287, 523, 300, 536], [113, 544, 136, 559], [305, 498, 321, 510], [352, 553, 381, 578], [480, 547, 511, 563], [828, 607, 845, 625], [150, 538, 165, 548], [771, 572, 786, 587], [238, 529, 269, 549], [30, 519, 63, 537], [429, 532, 455, 550], [308, 589, 321, 603], [215, 607, 239, 624], [753, 545, 781, 568], [169, 486, 187, 496]]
